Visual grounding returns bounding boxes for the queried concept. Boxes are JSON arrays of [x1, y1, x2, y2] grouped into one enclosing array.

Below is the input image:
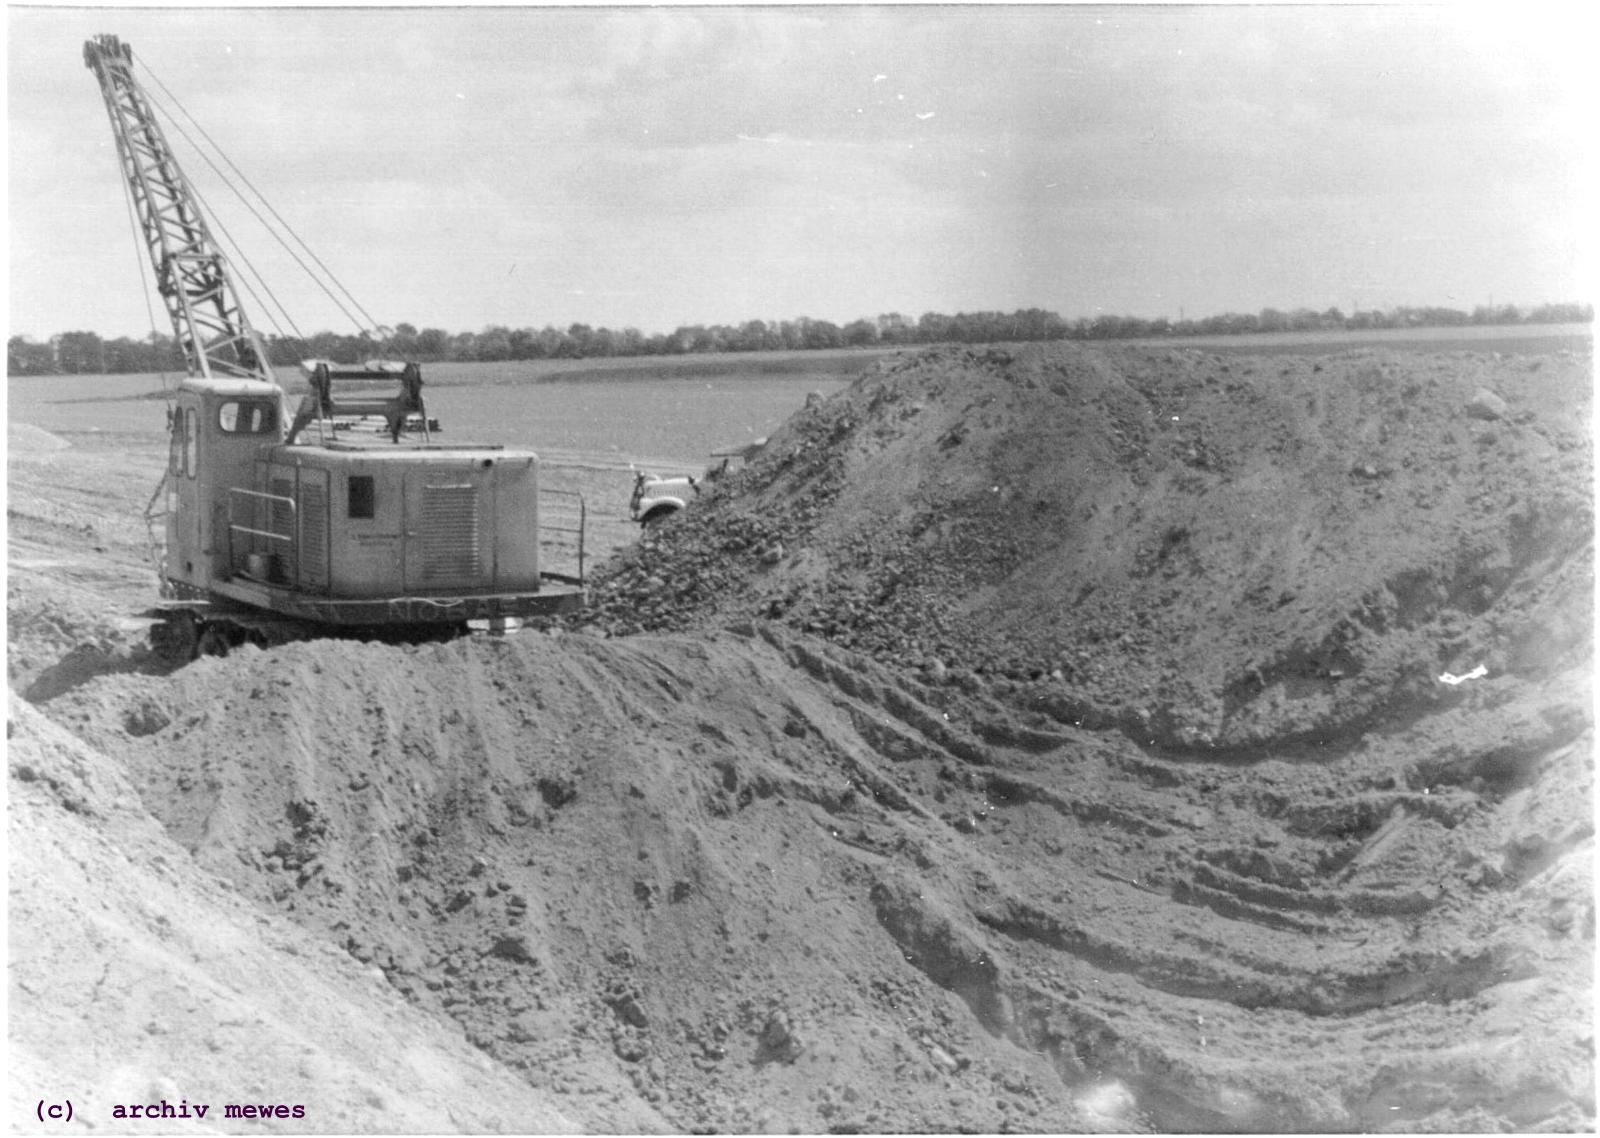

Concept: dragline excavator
[[83, 34, 585, 660]]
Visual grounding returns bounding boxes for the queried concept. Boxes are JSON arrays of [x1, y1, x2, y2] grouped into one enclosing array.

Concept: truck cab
[[627, 437, 767, 527], [629, 470, 699, 527]]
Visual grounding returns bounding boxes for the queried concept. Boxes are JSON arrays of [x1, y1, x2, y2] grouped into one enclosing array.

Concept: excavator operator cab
[[163, 377, 288, 594]]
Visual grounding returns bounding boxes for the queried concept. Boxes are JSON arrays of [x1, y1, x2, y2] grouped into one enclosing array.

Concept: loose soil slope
[[9, 693, 582, 1133], [32, 617, 1596, 1130], [588, 342, 1592, 752], [10, 340, 1595, 1133]]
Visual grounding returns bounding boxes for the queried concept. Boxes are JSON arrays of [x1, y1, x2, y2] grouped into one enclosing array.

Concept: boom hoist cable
[[138, 62, 387, 347], [85, 35, 395, 375], [136, 75, 323, 349], [139, 105, 310, 352]]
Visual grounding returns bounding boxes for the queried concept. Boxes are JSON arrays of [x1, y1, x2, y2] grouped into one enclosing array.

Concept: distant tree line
[[8, 300, 1591, 376]]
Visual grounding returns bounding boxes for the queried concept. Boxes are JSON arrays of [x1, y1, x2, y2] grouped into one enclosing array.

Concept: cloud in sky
[[9, 5, 1591, 341]]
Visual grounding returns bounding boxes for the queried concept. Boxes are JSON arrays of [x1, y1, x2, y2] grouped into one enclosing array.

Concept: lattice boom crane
[[84, 34, 586, 661], [84, 34, 274, 385]]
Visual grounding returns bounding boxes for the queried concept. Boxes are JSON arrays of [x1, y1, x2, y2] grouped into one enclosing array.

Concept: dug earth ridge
[[10, 341, 1594, 1131]]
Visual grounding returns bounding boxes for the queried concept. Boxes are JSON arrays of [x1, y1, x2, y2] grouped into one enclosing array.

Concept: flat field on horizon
[[8, 321, 1588, 467]]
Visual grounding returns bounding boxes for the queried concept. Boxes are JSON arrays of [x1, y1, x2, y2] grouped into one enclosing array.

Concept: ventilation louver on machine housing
[[421, 484, 482, 582]]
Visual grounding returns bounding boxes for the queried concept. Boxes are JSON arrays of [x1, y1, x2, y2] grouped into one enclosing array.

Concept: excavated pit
[[10, 340, 1594, 1132]]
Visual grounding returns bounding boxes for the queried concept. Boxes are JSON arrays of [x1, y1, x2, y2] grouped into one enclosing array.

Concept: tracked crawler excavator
[[84, 34, 585, 661]]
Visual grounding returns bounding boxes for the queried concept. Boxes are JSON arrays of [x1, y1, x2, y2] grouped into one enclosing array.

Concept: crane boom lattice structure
[[83, 34, 274, 385]]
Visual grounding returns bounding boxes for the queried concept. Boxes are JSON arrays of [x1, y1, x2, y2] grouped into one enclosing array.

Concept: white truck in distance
[[628, 439, 766, 527]]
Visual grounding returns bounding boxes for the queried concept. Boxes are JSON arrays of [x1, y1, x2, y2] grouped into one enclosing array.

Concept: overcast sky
[[8, 4, 1592, 342]]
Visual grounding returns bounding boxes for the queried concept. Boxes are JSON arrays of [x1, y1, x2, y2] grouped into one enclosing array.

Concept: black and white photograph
[[8, 4, 1593, 1132]]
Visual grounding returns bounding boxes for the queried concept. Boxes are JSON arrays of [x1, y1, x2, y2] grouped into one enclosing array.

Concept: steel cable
[[137, 55, 388, 349]]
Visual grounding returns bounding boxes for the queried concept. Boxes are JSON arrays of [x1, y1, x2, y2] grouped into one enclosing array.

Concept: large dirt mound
[[585, 342, 1592, 751]]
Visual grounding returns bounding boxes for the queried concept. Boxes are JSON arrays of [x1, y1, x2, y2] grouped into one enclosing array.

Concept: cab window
[[218, 400, 278, 434]]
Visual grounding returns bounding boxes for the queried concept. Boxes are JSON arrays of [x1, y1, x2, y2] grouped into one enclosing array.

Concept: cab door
[[164, 398, 204, 588], [198, 394, 282, 581]]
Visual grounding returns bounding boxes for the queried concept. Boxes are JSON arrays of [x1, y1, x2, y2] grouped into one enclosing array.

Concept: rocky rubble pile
[[584, 347, 1082, 672], [580, 341, 1593, 752]]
